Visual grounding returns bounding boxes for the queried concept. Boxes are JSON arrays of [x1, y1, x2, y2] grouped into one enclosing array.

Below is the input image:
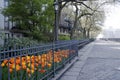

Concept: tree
[[73, 0, 106, 39], [2, 0, 54, 42]]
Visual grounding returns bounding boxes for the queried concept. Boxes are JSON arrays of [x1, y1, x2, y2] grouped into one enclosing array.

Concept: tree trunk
[[71, 4, 78, 39], [87, 28, 90, 38], [83, 28, 87, 39]]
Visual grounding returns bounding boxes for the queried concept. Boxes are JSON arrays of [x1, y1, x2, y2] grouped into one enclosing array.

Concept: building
[[0, 0, 73, 44], [59, 13, 73, 36], [0, 0, 23, 45]]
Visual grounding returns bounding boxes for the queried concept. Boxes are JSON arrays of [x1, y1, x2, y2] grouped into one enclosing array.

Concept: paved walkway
[[59, 40, 120, 80]]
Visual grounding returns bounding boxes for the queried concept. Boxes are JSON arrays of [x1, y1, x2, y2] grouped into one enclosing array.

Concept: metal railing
[[0, 39, 92, 80]]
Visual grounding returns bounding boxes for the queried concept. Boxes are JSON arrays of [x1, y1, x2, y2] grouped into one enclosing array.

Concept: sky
[[97, 3, 120, 38], [104, 4, 120, 30]]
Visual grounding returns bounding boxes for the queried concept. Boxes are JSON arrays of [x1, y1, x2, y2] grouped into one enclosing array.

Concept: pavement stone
[[59, 75, 77, 80], [68, 67, 81, 72], [77, 58, 120, 80], [64, 71, 79, 76]]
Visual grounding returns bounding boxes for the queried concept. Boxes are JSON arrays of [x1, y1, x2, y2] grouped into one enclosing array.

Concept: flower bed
[[1, 49, 75, 80]]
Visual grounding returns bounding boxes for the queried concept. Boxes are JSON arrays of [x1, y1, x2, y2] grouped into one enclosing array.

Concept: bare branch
[[77, 12, 93, 19], [61, 2, 68, 9], [78, 2, 94, 11]]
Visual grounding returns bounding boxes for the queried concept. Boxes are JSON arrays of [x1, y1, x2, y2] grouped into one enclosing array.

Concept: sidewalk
[[58, 40, 120, 80], [59, 41, 94, 80]]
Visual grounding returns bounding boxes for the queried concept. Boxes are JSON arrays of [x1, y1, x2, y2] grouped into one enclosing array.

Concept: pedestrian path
[[59, 40, 94, 80], [59, 40, 120, 80]]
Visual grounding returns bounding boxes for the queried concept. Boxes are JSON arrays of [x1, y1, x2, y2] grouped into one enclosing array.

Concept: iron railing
[[0, 39, 92, 80]]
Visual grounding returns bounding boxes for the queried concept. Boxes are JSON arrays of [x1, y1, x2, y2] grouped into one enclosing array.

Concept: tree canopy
[[2, 0, 111, 41], [2, 0, 54, 42]]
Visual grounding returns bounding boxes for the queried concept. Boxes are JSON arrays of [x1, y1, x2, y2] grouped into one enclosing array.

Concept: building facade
[[59, 13, 73, 36], [0, 0, 23, 45]]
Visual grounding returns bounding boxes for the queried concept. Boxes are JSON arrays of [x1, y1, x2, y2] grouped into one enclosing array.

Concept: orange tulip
[[39, 69, 46, 73], [47, 63, 51, 68], [35, 58, 39, 62], [31, 55, 35, 59], [1, 63, 5, 67], [22, 62, 26, 66], [16, 65, 21, 71], [31, 69, 34, 74], [9, 58, 15, 64], [28, 62, 31, 67], [38, 61, 42, 64], [31, 64, 35, 69], [9, 63, 15, 69], [35, 63, 39, 67], [9, 68, 13, 73], [26, 56, 30, 63], [22, 65, 27, 70], [38, 55, 41, 61], [3, 60, 8, 64], [31, 59, 35, 63], [27, 68, 31, 73], [41, 61, 47, 68], [22, 57, 26, 61], [16, 58, 21, 64]]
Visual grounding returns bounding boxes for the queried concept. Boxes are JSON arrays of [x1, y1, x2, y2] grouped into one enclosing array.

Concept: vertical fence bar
[[0, 61, 2, 80], [29, 47, 32, 80], [0, 49, 2, 80], [76, 41, 79, 57], [46, 50, 48, 80], [69, 41, 71, 63], [7, 47, 10, 80], [20, 46, 22, 80], [52, 42, 55, 77], [14, 46, 17, 80], [26, 46, 28, 80]]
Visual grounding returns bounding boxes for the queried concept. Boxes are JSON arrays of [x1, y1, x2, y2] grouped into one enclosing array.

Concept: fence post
[[76, 41, 79, 57], [52, 42, 55, 77], [0, 61, 2, 80], [68, 40, 72, 63]]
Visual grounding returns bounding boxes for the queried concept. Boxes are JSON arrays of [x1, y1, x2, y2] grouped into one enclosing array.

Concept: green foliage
[[2, 0, 54, 41], [3, 37, 39, 49], [58, 35, 70, 40], [31, 29, 53, 42]]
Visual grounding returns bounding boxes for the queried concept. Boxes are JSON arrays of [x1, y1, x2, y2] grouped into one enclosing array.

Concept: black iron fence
[[0, 39, 92, 80]]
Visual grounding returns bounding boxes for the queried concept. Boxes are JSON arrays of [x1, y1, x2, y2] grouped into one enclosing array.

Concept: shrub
[[58, 35, 70, 40]]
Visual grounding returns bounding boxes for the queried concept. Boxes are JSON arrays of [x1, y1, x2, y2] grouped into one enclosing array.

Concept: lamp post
[[54, 0, 59, 41]]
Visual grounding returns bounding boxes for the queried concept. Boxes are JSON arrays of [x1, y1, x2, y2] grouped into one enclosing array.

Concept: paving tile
[[64, 71, 79, 76], [59, 75, 77, 80], [68, 67, 81, 72]]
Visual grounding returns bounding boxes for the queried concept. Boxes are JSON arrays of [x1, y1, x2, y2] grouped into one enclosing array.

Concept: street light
[[54, 0, 59, 41]]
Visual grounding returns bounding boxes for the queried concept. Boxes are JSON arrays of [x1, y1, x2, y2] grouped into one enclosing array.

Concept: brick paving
[[59, 40, 120, 80]]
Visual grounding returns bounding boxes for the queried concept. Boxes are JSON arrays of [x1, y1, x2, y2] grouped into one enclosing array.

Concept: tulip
[[16, 65, 21, 71], [9, 68, 13, 73], [1, 63, 5, 67], [39, 69, 46, 73]]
